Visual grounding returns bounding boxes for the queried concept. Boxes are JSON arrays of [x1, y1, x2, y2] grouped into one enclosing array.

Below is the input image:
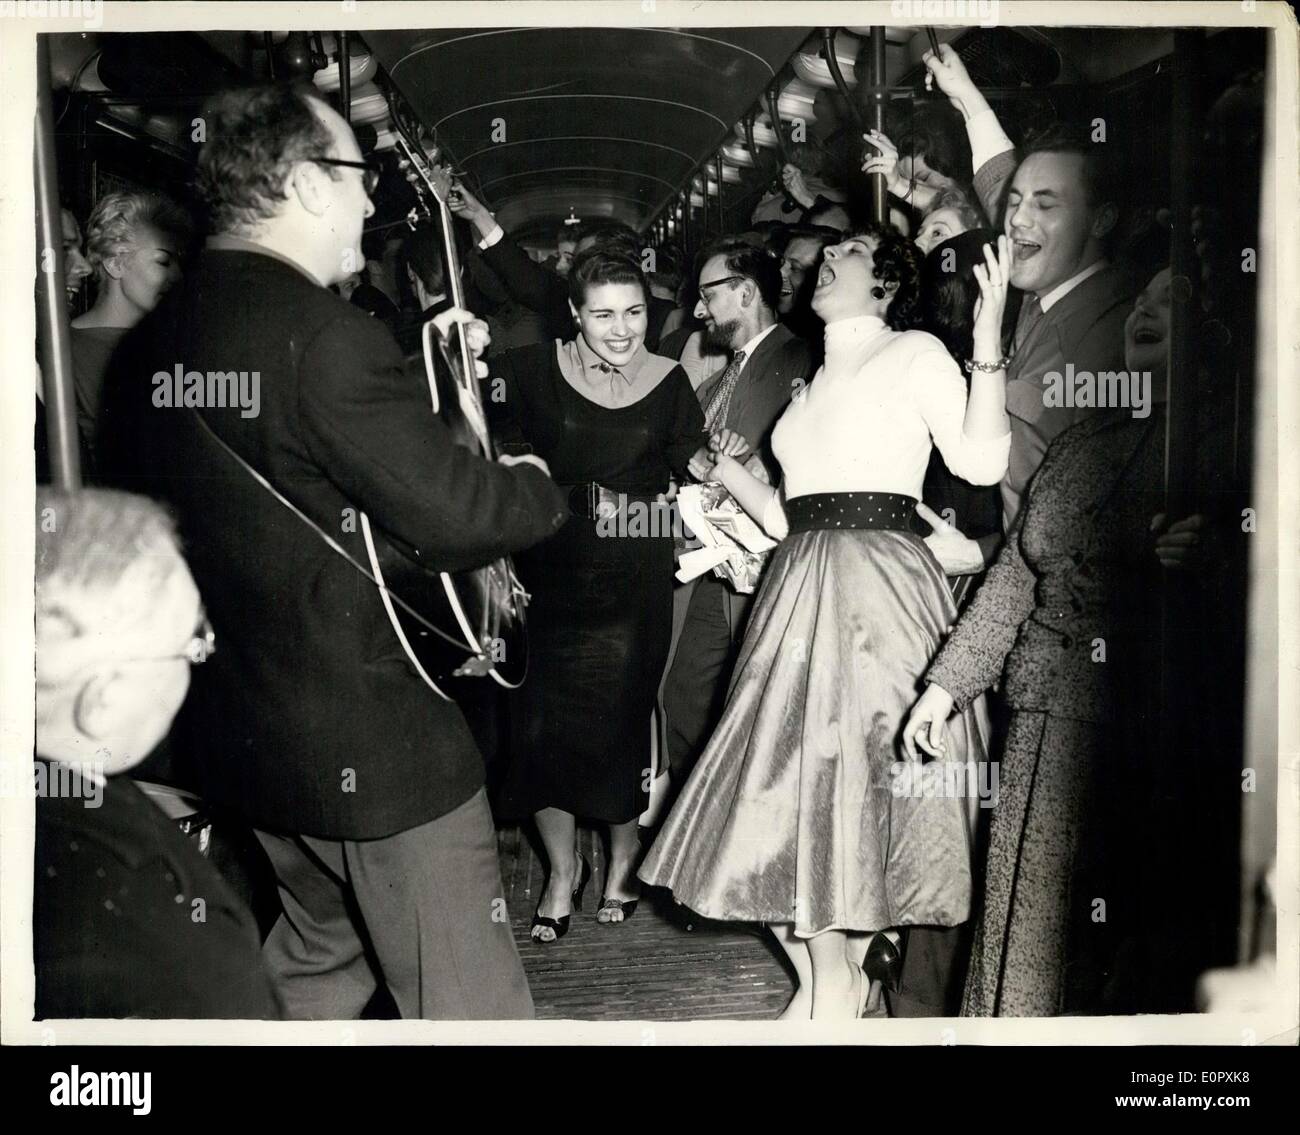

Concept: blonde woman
[[72, 191, 190, 467]]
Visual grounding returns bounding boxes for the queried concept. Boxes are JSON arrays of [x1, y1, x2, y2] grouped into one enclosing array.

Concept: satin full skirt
[[640, 528, 989, 936]]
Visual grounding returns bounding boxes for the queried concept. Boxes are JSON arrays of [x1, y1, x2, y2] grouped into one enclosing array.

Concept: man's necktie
[[1012, 294, 1043, 356], [702, 349, 747, 434]]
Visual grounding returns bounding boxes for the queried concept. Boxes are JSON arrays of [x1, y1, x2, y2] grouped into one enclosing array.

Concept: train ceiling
[[364, 27, 809, 240], [48, 22, 1232, 243]]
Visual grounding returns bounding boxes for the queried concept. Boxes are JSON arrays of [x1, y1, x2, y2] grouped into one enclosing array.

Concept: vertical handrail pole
[[715, 153, 725, 235], [867, 26, 888, 225], [1155, 25, 1206, 970], [35, 36, 81, 491], [338, 32, 351, 122]]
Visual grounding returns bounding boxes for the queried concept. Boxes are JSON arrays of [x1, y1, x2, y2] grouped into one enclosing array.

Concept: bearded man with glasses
[[658, 236, 813, 797]]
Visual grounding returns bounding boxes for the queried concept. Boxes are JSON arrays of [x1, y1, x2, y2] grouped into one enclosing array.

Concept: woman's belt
[[564, 482, 663, 520], [785, 492, 917, 534]]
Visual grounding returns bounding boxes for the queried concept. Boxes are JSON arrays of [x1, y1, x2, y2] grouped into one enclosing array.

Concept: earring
[[871, 286, 886, 300]]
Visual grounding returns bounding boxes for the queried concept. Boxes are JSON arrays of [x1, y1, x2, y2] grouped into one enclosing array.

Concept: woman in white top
[[640, 227, 1013, 1020]]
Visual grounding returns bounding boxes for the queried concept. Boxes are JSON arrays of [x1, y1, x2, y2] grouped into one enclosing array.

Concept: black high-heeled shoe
[[863, 931, 904, 993], [530, 856, 592, 944], [596, 895, 639, 924]]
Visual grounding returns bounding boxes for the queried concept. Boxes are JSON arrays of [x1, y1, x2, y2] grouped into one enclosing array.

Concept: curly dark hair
[[195, 84, 335, 235], [848, 223, 924, 331], [891, 106, 974, 186], [568, 248, 648, 308]]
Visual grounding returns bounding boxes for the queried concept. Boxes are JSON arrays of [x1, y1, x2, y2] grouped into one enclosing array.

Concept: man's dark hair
[[572, 219, 641, 258], [195, 84, 335, 235], [1019, 123, 1123, 212], [402, 224, 445, 296], [776, 224, 839, 257], [696, 234, 783, 313], [568, 248, 648, 307], [892, 107, 974, 186], [847, 223, 924, 332]]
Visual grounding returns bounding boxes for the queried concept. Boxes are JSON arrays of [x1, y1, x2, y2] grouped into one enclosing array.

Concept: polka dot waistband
[[785, 492, 918, 534]]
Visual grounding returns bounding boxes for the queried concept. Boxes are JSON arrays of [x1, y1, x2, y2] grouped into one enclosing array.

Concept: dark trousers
[[887, 924, 974, 1016], [662, 574, 753, 781], [254, 787, 533, 1020]]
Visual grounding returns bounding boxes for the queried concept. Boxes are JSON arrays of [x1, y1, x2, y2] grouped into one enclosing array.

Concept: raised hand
[[427, 161, 454, 202], [781, 163, 815, 209], [861, 129, 902, 194], [922, 43, 981, 118], [446, 178, 490, 225], [971, 235, 1011, 357]]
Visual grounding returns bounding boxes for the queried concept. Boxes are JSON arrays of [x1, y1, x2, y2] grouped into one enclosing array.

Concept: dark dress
[[492, 342, 705, 823], [70, 325, 128, 472]]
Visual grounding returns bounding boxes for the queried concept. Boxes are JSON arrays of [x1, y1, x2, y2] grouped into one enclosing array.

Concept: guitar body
[[360, 128, 530, 700], [360, 321, 528, 697]]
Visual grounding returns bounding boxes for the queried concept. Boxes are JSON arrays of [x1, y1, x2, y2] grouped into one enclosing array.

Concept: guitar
[[357, 128, 529, 700]]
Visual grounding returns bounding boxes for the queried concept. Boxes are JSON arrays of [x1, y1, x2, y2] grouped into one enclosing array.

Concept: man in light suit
[[661, 237, 814, 788]]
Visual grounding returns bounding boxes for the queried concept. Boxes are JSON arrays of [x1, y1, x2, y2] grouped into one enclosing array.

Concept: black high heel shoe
[[530, 856, 592, 944], [862, 931, 904, 993], [596, 895, 639, 924]]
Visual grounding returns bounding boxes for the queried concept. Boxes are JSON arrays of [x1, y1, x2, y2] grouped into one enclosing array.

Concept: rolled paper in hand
[[675, 483, 776, 593]]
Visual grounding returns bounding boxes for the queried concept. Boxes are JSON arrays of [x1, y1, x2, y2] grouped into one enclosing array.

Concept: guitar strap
[[188, 409, 469, 651]]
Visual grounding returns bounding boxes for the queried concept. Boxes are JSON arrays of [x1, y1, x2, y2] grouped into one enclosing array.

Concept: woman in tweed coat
[[902, 267, 1233, 1015]]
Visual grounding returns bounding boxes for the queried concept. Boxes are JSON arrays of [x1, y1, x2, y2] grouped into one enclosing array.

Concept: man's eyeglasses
[[310, 157, 381, 196], [126, 617, 217, 667], [697, 274, 745, 302]]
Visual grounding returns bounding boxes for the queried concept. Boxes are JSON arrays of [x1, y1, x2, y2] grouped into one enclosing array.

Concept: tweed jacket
[[926, 409, 1167, 721]]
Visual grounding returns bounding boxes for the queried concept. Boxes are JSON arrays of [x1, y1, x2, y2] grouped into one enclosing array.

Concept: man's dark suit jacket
[[969, 148, 1137, 531], [34, 764, 280, 1019], [686, 322, 813, 629], [694, 322, 813, 480], [480, 231, 674, 349], [108, 249, 567, 841]]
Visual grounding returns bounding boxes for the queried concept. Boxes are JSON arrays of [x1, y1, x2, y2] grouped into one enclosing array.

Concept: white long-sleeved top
[[760, 315, 1011, 538]]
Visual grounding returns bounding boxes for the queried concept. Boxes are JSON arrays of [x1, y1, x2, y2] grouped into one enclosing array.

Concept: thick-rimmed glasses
[[697, 274, 745, 303], [310, 157, 381, 196]]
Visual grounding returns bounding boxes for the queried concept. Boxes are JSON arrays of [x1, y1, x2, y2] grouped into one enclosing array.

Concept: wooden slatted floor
[[498, 825, 794, 1020]]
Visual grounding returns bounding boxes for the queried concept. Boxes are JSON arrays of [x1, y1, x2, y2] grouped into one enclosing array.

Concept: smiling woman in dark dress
[[491, 249, 706, 943]]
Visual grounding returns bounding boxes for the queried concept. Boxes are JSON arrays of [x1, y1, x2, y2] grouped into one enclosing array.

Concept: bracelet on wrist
[[964, 356, 1011, 374]]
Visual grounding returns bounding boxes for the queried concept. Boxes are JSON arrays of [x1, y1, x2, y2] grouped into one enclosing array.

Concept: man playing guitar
[[105, 85, 566, 1019]]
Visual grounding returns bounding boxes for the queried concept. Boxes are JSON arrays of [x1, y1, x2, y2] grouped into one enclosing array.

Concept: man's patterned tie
[[702, 349, 747, 434]]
